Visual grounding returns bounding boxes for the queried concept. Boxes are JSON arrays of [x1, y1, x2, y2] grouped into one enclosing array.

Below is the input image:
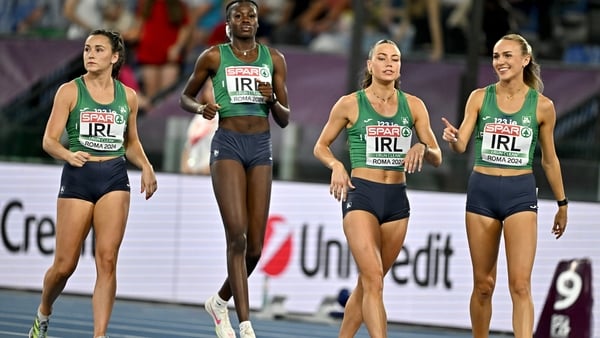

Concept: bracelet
[[267, 93, 277, 106], [557, 198, 568, 207], [196, 104, 207, 114], [419, 141, 429, 154]]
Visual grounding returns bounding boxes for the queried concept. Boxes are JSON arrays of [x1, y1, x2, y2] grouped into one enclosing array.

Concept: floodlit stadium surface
[[0, 288, 511, 338]]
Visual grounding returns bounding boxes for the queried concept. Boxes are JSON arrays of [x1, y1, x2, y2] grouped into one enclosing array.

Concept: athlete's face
[[83, 34, 118, 73], [492, 39, 530, 81], [227, 3, 258, 39], [367, 42, 401, 83]]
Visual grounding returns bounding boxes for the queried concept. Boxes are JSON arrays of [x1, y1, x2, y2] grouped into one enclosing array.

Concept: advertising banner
[[1, 162, 598, 333]]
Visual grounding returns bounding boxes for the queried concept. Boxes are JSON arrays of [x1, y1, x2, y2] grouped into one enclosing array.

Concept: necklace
[[231, 43, 257, 56], [500, 85, 525, 100], [369, 88, 395, 103]]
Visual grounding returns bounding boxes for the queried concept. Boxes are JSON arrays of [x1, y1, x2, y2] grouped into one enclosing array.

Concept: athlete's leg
[[503, 211, 537, 338], [39, 198, 94, 316], [466, 211, 502, 338], [245, 165, 271, 275], [339, 217, 408, 338], [341, 210, 386, 338], [211, 159, 251, 321], [91, 190, 130, 336]]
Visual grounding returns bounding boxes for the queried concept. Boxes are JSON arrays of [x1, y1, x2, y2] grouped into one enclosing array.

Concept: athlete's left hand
[[403, 143, 427, 174], [140, 166, 158, 200], [552, 207, 567, 239], [256, 80, 275, 104]]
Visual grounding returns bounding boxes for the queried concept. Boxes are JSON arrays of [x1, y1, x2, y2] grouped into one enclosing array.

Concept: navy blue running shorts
[[466, 171, 538, 221], [342, 177, 410, 224], [58, 156, 130, 203], [210, 128, 272, 169]]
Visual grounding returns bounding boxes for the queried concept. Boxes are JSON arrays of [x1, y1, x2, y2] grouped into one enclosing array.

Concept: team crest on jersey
[[522, 116, 531, 126]]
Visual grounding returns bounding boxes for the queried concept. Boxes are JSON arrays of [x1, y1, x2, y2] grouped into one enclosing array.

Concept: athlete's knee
[[508, 277, 531, 299], [94, 250, 118, 275], [473, 276, 496, 300], [227, 232, 248, 254], [52, 256, 79, 278], [359, 271, 384, 294]]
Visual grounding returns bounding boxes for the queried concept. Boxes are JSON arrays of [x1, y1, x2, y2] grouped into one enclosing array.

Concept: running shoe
[[205, 295, 236, 338], [239, 324, 256, 338], [28, 315, 49, 338]]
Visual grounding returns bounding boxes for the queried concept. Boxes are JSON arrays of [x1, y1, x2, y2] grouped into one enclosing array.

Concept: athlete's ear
[[225, 23, 231, 40]]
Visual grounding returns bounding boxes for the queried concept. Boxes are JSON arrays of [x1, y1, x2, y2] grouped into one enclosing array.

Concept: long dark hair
[[89, 29, 125, 79], [361, 39, 401, 90]]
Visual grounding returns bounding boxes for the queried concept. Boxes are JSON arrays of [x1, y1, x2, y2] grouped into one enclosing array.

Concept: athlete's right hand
[[67, 151, 91, 167], [201, 103, 220, 120], [441, 117, 458, 143], [329, 162, 354, 202]]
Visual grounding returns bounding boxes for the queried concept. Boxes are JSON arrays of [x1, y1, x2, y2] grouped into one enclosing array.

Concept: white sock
[[37, 308, 49, 321], [214, 294, 227, 307], [239, 321, 252, 331]]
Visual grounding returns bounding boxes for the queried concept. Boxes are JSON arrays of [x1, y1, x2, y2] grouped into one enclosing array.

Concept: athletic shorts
[[342, 177, 410, 224], [210, 128, 272, 169], [466, 171, 538, 221], [58, 156, 130, 203]]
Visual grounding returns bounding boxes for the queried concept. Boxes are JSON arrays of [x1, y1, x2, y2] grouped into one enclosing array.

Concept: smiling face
[[83, 34, 118, 74], [367, 41, 401, 83], [226, 1, 258, 39], [492, 38, 531, 81]]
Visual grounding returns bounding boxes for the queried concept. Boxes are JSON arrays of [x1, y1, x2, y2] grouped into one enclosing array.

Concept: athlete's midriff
[[219, 115, 270, 134], [351, 167, 406, 184], [87, 155, 120, 162], [473, 165, 533, 176]]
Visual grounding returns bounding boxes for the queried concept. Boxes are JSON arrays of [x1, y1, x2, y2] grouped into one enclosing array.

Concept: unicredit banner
[[0, 162, 597, 334]]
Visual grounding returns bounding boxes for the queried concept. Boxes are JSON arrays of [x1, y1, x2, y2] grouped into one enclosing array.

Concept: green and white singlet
[[347, 89, 414, 172], [66, 76, 129, 157], [212, 43, 273, 118], [474, 84, 539, 170]]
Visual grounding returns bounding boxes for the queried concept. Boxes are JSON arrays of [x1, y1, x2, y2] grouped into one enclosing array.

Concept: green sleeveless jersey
[[474, 84, 539, 169], [347, 89, 414, 171], [212, 43, 273, 118], [66, 76, 129, 156]]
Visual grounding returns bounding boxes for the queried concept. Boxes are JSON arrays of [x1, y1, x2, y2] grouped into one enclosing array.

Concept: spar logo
[[261, 215, 293, 276]]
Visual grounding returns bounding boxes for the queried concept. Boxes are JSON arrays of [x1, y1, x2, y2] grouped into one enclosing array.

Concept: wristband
[[557, 198, 568, 207]]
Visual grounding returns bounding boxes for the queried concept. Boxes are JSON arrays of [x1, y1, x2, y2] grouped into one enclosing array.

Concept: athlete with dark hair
[[179, 1, 290, 337], [28, 29, 157, 338]]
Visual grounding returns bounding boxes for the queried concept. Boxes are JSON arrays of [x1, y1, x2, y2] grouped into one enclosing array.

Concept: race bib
[[78, 108, 126, 151], [480, 123, 533, 166], [365, 125, 412, 167], [225, 65, 272, 104]]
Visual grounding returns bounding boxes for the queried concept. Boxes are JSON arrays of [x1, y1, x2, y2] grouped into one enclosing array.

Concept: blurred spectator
[[482, 0, 517, 55], [270, 0, 313, 46], [64, 0, 104, 39], [101, 0, 135, 33], [180, 78, 217, 175], [184, 0, 223, 53], [394, 0, 445, 61], [129, 0, 192, 104], [442, 0, 469, 55], [181, 114, 218, 175], [0, 0, 38, 35], [15, 0, 70, 38], [256, 0, 288, 43], [299, 0, 352, 53]]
